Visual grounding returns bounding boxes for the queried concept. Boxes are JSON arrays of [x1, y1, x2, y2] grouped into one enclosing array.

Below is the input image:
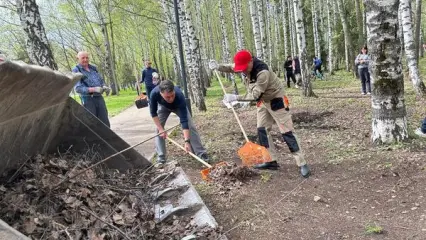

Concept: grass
[[364, 223, 384, 235], [72, 88, 138, 117]]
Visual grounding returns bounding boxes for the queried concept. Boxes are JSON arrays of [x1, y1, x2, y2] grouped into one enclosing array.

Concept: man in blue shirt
[[140, 60, 158, 100], [150, 80, 209, 164], [72, 51, 111, 127]]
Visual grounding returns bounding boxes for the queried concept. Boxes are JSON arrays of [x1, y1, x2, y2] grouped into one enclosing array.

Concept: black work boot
[[253, 161, 279, 170], [300, 164, 310, 178]]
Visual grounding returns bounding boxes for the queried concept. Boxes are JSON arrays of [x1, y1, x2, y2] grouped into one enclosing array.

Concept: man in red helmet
[[209, 50, 310, 178]]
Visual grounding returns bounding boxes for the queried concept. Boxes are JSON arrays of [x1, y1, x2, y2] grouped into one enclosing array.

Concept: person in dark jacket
[[284, 56, 297, 88], [140, 60, 158, 99]]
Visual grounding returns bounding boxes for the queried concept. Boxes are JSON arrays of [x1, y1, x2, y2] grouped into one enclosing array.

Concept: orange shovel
[[213, 70, 272, 166]]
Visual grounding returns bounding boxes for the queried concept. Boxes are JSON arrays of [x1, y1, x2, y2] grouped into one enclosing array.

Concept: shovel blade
[[237, 141, 272, 166]]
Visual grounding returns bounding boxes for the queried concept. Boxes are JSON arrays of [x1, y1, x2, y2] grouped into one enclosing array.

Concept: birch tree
[[326, 0, 333, 74], [16, 0, 58, 70], [266, 2, 273, 67], [256, 0, 267, 59], [400, 0, 426, 96], [312, 0, 321, 58], [414, 0, 421, 62], [237, 0, 245, 49], [180, 0, 206, 111], [336, 0, 352, 71], [288, 0, 297, 57], [293, 0, 315, 97], [365, 0, 408, 144], [219, 0, 238, 94], [249, 0, 263, 58], [281, 0, 289, 59], [354, 0, 363, 46]]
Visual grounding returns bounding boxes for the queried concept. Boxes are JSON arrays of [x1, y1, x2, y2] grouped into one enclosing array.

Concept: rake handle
[[214, 70, 250, 143], [167, 137, 212, 168]]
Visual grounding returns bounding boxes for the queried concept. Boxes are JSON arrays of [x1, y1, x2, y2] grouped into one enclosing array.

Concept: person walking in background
[[312, 56, 323, 77], [284, 56, 297, 88], [415, 118, 426, 138], [293, 56, 301, 86], [355, 46, 371, 95], [73, 51, 111, 127], [140, 60, 158, 99]]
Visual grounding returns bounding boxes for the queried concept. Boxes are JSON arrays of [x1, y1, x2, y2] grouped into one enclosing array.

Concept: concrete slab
[[0, 219, 29, 240], [110, 105, 179, 161]]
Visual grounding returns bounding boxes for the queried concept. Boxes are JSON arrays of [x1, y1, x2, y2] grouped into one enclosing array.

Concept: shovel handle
[[167, 137, 212, 168], [214, 70, 249, 142]]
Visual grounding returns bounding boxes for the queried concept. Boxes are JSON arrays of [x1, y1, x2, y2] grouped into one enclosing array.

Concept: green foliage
[[364, 223, 384, 235]]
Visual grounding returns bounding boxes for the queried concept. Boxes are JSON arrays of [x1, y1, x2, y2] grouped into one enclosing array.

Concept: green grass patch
[[364, 223, 384, 235], [71, 88, 138, 117]]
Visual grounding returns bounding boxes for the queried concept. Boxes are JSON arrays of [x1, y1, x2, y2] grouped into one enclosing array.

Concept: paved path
[[110, 105, 179, 161]]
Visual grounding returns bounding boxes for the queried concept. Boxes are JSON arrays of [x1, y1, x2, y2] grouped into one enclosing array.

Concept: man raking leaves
[[210, 50, 311, 178]]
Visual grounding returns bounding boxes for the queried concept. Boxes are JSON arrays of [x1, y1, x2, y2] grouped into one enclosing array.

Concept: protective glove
[[209, 60, 218, 70], [223, 93, 238, 103], [89, 87, 103, 93], [103, 85, 111, 95]]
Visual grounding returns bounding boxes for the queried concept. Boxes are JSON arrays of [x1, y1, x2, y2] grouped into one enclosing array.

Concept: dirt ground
[[166, 74, 426, 240]]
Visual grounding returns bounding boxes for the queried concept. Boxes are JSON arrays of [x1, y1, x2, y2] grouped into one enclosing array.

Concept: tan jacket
[[218, 60, 284, 102]]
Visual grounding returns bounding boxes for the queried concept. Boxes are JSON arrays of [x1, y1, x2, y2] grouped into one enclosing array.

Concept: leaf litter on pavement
[[0, 153, 223, 239]]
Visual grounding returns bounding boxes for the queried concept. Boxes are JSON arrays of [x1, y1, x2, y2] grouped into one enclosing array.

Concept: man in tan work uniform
[[209, 50, 310, 178]]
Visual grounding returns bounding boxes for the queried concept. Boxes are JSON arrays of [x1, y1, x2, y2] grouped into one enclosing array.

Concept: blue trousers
[[83, 96, 110, 127]]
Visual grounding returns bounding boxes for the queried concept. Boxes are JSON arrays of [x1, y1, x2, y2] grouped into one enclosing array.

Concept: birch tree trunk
[[180, 0, 206, 111], [219, 0, 238, 94], [195, 0, 209, 87], [336, 0, 352, 71], [237, 0, 246, 49], [161, 0, 181, 82], [288, 0, 297, 56], [273, 3, 281, 72], [266, 2, 273, 67], [365, 0, 408, 144], [326, 0, 334, 74], [231, 0, 245, 50], [16, 0, 58, 70], [398, 3, 405, 56], [414, 0, 421, 62], [257, 0, 268, 59], [355, 0, 363, 46], [293, 0, 315, 97], [400, 0, 426, 96], [249, 0, 263, 58], [281, 0, 289, 59], [312, 0, 321, 58], [206, 0, 216, 59]]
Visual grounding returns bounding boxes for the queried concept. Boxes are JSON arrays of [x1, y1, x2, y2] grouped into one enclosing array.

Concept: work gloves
[[223, 93, 238, 103], [209, 60, 218, 70], [88, 86, 110, 94]]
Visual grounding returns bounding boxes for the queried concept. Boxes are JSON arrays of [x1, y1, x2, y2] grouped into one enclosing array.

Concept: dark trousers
[[83, 96, 110, 127], [358, 67, 371, 93], [314, 65, 322, 75], [421, 118, 426, 133], [145, 85, 154, 99], [286, 72, 296, 88]]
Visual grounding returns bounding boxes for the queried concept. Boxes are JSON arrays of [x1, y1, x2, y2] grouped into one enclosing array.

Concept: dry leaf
[[23, 218, 36, 234]]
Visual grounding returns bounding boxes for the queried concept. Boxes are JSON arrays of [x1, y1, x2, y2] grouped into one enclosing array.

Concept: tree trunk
[[249, 0, 263, 58], [100, 19, 118, 95], [16, 0, 58, 70], [219, 0, 238, 95], [257, 0, 268, 59], [237, 0, 246, 49], [293, 0, 315, 97], [365, 0, 408, 144], [326, 0, 334, 74], [355, 0, 363, 46], [273, 3, 281, 72], [337, 0, 352, 72], [414, 0, 421, 62], [420, 28, 424, 58], [266, 2, 273, 67], [288, 0, 297, 57], [312, 0, 321, 58], [400, 0, 426, 96], [161, 0, 181, 82], [181, 0, 207, 111], [281, 0, 289, 59]]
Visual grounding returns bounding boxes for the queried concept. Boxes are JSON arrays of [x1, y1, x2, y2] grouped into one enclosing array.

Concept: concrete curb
[[0, 219, 30, 240]]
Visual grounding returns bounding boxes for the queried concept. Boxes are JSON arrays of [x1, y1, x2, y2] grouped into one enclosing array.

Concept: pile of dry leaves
[[0, 153, 222, 239], [209, 163, 259, 187]]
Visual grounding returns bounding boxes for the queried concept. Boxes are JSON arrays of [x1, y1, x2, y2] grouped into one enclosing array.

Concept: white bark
[[414, 0, 421, 62], [288, 0, 297, 56], [266, 2, 273, 67], [312, 0, 321, 58], [273, 3, 281, 69], [249, 0, 263, 58], [336, 0, 351, 71], [16, 0, 57, 70], [231, 0, 244, 50], [181, 0, 207, 111], [257, 0, 268, 58], [400, 0, 426, 96], [219, 0, 238, 94], [326, 0, 333, 74], [365, 0, 408, 144], [293, 0, 315, 97], [281, 0, 289, 58], [237, 0, 246, 49]]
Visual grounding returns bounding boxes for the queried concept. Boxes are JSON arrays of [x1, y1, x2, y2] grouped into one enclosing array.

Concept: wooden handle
[[167, 137, 212, 168], [214, 70, 249, 142]]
